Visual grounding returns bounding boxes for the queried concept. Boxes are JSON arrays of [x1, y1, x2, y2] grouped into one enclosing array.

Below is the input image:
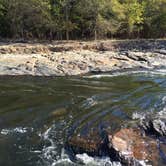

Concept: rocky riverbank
[[0, 40, 165, 76]]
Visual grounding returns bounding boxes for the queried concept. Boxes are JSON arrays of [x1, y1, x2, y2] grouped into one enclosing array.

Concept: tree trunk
[[66, 30, 69, 41], [65, 3, 69, 41], [94, 29, 97, 40]]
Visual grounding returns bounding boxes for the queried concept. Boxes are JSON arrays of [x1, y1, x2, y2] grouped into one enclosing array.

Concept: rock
[[67, 135, 103, 156], [137, 109, 166, 137], [109, 128, 159, 165], [140, 118, 166, 136], [0, 40, 165, 76], [96, 42, 109, 51], [67, 130, 109, 157], [155, 49, 166, 55], [126, 52, 147, 62], [132, 108, 166, 137], [152, 119, 166, 136], [78, 63, 87, 70]]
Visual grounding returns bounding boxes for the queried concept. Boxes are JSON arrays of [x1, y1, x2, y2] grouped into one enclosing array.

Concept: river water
[[0, 70, 166, 166]]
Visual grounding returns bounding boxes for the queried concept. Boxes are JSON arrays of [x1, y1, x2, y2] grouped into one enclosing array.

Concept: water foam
[[0, 127, 33, 135], [39, 125, 122, 166], [76, 153, 121, 166], [84, 69, 166, 79]]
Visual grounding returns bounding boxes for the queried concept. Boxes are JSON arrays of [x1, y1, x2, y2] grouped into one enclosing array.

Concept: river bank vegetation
[[0, 0, 165, 40]]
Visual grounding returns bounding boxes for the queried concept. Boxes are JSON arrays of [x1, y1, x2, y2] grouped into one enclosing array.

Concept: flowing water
[[0, 70, 166, 166]]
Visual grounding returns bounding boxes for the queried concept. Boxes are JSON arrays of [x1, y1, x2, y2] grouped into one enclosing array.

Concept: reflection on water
[[0, 71, 166, 166]]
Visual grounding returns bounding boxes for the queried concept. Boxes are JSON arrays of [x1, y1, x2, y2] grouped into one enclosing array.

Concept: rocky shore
[[0, 40, 165, 76]]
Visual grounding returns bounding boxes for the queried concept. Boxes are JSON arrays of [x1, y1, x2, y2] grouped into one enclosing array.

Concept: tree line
[[0, 0, 165, 40]]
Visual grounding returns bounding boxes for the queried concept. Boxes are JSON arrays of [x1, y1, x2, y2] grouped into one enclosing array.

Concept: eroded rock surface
[[0, 40, 165, 76]]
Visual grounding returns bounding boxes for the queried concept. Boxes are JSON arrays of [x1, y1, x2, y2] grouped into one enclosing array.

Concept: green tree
[[0, 0, 10, 37], [3, 0, 51, 39], [50, 0, 78, 40], [0, 0, 165, 39], [74, 0, 114, 40], [143, 0, 166, 38], [124, 0, 144, 37], [107, 0, 144, 38]]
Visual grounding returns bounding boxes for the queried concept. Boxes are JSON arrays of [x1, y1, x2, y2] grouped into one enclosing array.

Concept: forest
[[0, 0, 165, 40]]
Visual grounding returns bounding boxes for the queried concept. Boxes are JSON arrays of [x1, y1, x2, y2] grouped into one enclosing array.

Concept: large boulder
[[109, 128, 162, 165]]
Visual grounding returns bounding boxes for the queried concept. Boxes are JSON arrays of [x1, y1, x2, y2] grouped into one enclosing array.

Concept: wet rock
[[152, 119, 166, 136], [136, 109, 166, 137], [155, 49, 166, 55], [67, 135, 103, 156], [67, 131, 109, 157], [140, 118, 166, 136], [109, 128, 159, 165]]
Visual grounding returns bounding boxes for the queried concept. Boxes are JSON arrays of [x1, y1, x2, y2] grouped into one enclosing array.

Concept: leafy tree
[[50, 0, 78, 40], [0, 0, 10, 37], [74, 0, 114, 40], [0, 0, 165, 39], [124, 0, 144, 36], [143, 0, 166, 38], [2, 0, 51, 39]]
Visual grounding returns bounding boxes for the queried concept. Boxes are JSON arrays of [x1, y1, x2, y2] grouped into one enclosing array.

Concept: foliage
[[0, 0, 165, 39]]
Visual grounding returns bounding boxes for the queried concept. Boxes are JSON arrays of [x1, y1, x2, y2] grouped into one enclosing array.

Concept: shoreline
[[0, 40, 165, 76]]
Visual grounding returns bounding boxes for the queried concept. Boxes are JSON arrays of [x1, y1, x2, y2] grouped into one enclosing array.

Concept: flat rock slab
[[0, 40, 165, 76]]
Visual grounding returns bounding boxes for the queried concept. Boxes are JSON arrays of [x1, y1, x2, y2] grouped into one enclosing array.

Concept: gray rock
[[155, 49, 166, 55]]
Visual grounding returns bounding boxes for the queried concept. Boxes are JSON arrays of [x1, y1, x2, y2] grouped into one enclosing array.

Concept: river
[[0, 70, 166, 166]]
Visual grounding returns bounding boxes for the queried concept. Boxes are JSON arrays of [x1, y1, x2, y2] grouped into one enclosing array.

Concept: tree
[[74, 0, 115, 40], [110, 0, 144, 38], [1, 0, 51, 39], [143, 0, 166, 38], [0, 0, 10, 37], [124, 0, 144, 36], [50, 0, 78, 40], [0, 0, 165, 39]]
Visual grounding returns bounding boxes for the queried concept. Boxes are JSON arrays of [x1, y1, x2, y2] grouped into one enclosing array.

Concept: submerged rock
[[67, 132, 109, 157], [109, 128, 160, 165], [68, 135, 101, 154]]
